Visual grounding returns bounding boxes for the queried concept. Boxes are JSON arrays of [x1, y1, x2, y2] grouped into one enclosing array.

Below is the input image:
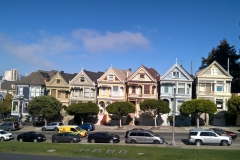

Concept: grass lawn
[[0, 142, 239, 160]]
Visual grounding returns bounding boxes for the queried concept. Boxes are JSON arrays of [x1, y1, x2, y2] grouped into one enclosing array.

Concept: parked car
[[88, 132, 120, 143], [17, 131, 46, 142], [125, 129, 165, 144], [42, 122, 63, 132], [79, 123, 95, 131], [0, 129, 14, 141], [188, 128, 232, 146], [210, 128, 237, 140], [59, 125, 87, 137], [52, 132, 82, 143], [0, 121, 20, 131]]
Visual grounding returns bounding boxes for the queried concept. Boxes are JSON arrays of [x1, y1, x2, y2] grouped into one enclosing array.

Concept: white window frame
[[178, 83, 185, 94], [80, 77, 85, 82], [74, 90, 79, 97], [36, 88, 40, 96], [112, 86, 118, 96], [211, 68, 218, 75], [102, 87, 106, 95], [19, 87, 23, 95], [216, 81, 223, 92], [172, 71, 179, 78], [84, 88, 90, 97], [164, 85, 169, 93], [30, 87, 35, 97], [108, 74, 113, 81], [199, 84, 205, 92]]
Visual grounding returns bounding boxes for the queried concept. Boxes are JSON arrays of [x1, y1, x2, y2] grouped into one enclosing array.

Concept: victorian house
[[160, 62, 193, 126], [195, 61, 232, 126], [127, 65, 160, 126], [69, 69, 104, 104], [97, 66, 131, 125], [11, 70, 57, 121]]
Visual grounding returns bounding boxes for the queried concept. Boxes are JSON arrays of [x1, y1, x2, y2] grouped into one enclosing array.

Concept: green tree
[[66, 101, 99, 124], [140, 99, 170, 127], [0, 93, 12, 116], [227, 96, 240, 114], [199, 39, 240, 92], [106, 101, 135, 127], [27, 95, 62, 124], [180, 99, 217, 128]]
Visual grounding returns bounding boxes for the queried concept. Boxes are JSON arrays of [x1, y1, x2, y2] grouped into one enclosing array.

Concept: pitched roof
[[84, 70, 104, 83], [16, 70, 57, 85], [1, 81, 17, 90], [59, 72, 77, 83], [112, 67, 131, 81], [142, 66, 160, 81]]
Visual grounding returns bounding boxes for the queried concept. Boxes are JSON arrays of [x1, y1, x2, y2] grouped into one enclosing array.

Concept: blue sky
[[0, 0, 240, 77]]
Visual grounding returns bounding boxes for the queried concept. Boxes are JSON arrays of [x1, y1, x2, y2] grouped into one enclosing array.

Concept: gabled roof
[[59, 72, 77, 83], [84, 70, 104, 83], [161, 62, 193, 81], [128, 65, 160, 81], [98, 66, 131, 82], [16, 70, 57, 85], [1, 81, 17, 90], [195, 60, 232, 77]]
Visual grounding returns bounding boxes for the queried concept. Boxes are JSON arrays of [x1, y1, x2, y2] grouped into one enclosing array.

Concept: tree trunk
[[154, 116, 157, 127], [197, 114, 200, 128], [119, 117, 122, 127]]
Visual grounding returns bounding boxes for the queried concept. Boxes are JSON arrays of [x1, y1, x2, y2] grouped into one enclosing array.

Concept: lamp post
[[171, 83, 176, 146]]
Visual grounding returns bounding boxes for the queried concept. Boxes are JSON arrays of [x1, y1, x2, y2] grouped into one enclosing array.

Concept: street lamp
[[171, 82, 176, 146]]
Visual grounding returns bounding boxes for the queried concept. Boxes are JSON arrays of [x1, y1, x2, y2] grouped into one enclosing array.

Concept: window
[[199, 84, 205, 91], [102, 87, 106, 95], [216, 81, 223, 92], [211, 68, 218, 75], [178, 83, 185, 94], [84, 88, 90, 97], [211, 83, 215, 92], [144, 85, 150, 94], [74, 90, 78, 97], [132, 86, 136, 94], [80, 77, 85, 82], [113, 86, 118, 96], [164, 85, 169, 93], [30, 87, 35, 97], [57, 79, 60, 84], [137, 132, 144, 136], [152, 86, 155, 94], [216, 99, 223, 109], [173, 71, 179, 78], [65, 92, 68, 98], [51, 89, 56, 97], [177, 100, 184, 112], [19, 87, 23, 95], [200, 132, 209, 136], [12, 101, 18, 112], [57, 91, 61, 98], [36, 88, 40, 96], [108, 74, 113, 81], [187, 85, 190, 94], [140, 74, 144, 78], [90, 89, 94, 98]]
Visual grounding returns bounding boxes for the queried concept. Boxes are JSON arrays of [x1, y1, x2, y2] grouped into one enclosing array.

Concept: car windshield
[[149, 131, 156, 136], [0, 131, 8, 134], [76, 127, 83, 130], [30, 132, 40, 136]]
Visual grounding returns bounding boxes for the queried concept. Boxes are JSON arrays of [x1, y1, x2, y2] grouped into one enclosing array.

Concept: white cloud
[[72, 29, 150, 53]]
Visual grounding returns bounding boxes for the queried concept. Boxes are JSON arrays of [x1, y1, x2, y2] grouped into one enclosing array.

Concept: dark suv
[[0, 122, 20, 131]]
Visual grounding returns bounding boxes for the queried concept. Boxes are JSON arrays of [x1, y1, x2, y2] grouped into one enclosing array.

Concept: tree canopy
[[199, 39, 240, 92], [140, 99, 170, 127], [106, 101, 135, 127], [66, 101, 99, 124], [0, 93, 12, 116], [180, 99, 217, 128], [27, 95, 62, 122], [226, 96, 240, 114]]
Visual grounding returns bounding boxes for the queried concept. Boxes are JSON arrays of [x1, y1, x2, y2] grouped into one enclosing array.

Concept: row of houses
[[1, 60, 235, 126]]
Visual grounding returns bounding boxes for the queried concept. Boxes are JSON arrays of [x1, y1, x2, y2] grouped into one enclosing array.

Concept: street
[[9, 129, 240, 147]]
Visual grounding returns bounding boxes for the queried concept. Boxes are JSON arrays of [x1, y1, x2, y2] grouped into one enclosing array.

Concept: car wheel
[[88, 129, 90, 131], [109, 139, 114, 143], [221, 140, 228, 146], [131, 139, 137, 144], [70, 139, 74, 143], [53, 139, 58, 143], [91, 139, 96, 143], [8, 128, 11, 131], [1, 137, 4, 141], [54, 127, 58, 132], [153, 140, 160, 144], [19, 138, 23, 142], [195, 140, 202, 146], [42, 128, 46, 131], [33, 139, 37, 143]]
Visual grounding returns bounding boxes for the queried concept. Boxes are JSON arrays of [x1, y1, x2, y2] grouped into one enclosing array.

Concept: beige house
[[97, 66, 132, 125], [195, 61, 232, 126], [127, 65, 160, 126], [69, 69, 104, 104], [46, 71, 77, 121]]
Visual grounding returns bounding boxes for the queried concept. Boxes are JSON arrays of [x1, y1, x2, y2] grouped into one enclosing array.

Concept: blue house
[[11, 70, 57, 121], [160, 61, 193, 126]]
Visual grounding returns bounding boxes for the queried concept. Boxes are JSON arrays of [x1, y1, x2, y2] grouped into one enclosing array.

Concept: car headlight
[[38, 137, 42, 139]]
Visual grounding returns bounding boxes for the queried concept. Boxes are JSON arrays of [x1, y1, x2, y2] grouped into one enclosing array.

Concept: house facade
[[11, 70, 57, 121], [69, 69, 104, 104], [195, 61, 232, 126], [160, 62, 193, 126], [97, 67, 131, 125], [127, 65, 160, 126]]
